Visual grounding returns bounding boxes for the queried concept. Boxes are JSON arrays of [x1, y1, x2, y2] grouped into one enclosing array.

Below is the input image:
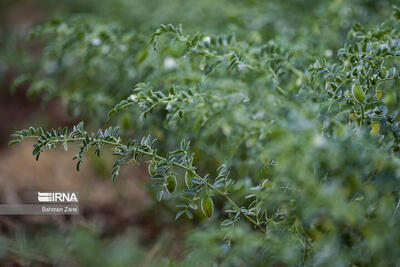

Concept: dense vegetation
[[3, 0, 400, 265]]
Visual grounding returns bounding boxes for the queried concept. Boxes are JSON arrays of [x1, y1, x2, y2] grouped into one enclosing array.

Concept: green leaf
[[175, 210, 185, 219], [8, 140, 20, 146]]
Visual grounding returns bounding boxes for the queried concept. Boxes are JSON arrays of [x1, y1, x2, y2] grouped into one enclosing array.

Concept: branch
[[9, 123, 266, 233]]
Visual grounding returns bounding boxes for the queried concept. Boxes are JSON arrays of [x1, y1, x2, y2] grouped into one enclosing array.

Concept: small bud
[[201, 196, 214, 218]]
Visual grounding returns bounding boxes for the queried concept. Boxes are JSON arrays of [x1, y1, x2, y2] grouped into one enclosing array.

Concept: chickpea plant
[[9, 5, 400, 266]]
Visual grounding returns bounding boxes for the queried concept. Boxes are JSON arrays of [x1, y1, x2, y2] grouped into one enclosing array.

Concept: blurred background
[[0, 0, 397, 265]]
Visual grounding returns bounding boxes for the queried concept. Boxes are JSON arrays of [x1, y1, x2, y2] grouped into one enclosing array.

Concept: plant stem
[[358, 102, 365, 128]]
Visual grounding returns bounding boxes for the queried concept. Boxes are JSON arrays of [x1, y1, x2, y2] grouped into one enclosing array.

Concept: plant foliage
[[7, 1, 400, 266]]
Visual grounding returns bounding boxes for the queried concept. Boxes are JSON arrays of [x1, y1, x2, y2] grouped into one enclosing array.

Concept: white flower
[[238, 63, 246, 71], [164, 56, 177, 70], [129, 94, 138, 102], [324, 49, 333, 57], [203, 36, 211, 44], [313, 134, 326, 147], [91, 38, 101, 46]]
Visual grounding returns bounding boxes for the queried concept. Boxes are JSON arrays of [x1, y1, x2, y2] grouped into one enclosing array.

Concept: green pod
[[352, 82, 365, 103], [201, 196, 214, 218], [185, 171, 194, 188], [165, 174, 177, 194]]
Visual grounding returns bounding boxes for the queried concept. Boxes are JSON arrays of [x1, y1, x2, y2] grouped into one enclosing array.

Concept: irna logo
[[38, 192, 79, 203]]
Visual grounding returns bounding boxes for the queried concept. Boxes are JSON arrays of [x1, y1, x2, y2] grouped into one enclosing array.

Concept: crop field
[[1, 0, 400, 266]]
